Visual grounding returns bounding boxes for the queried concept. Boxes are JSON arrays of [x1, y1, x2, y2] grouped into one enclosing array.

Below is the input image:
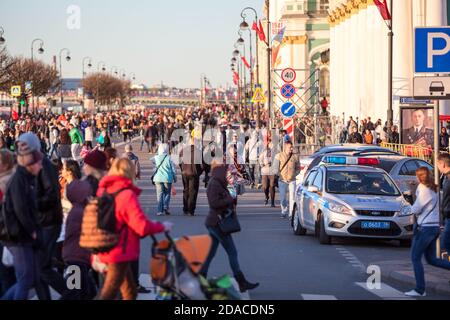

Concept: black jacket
[[443, 174, 450, 219], [347, 132, 363, 144], [2, 166, 40, 245], [36, 157, 63, 227]]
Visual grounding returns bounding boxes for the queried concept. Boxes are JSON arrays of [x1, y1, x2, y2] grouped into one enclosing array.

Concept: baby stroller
[[150, 233, 242, 300]]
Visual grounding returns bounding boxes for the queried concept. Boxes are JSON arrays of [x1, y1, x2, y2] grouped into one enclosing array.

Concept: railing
[[381, 142, 434, 163]]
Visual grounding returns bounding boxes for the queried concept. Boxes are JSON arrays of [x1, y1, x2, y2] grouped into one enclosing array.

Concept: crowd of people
[[1, 102, 450, 300]]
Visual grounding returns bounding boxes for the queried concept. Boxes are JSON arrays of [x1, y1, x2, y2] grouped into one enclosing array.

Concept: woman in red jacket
[[97, 158, 173, 300]]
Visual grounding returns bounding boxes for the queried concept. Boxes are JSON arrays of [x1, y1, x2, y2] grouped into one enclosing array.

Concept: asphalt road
[[113, 138, 450, 300]]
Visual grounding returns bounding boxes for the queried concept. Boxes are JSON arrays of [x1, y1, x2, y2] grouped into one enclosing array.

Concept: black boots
[[235, 272, 259, 293]]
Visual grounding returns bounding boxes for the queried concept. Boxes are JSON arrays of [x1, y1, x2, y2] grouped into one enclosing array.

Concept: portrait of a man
[[401, 108, 434, 147]]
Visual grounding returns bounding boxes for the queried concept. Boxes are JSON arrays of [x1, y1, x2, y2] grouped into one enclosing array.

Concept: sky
[[0, 0, 262, 88]]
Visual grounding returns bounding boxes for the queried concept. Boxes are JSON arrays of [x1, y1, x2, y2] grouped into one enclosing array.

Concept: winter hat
[[84, 149, 107, 171], [16, 133, 44, 167]]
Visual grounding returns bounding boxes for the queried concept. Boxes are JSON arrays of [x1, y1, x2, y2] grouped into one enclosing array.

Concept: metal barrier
[[381, 142, 435, 163]]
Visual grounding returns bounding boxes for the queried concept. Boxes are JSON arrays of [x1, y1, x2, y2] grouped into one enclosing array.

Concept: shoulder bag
[[151, 155, 168, 186], [218, 206, 241, 235]]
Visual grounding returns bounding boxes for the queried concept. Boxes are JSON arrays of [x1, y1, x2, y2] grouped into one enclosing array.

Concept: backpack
[[79, 188, 129, 254]]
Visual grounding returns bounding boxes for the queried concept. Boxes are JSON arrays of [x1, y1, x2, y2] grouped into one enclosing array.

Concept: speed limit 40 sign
[[281, 68, 296, 83]]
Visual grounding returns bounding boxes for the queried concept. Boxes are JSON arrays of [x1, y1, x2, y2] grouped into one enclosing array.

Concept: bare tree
[[82, 73, 130, 106]]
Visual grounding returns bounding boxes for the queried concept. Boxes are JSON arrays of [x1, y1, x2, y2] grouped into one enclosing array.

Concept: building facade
[[328, 0, 449, 124]]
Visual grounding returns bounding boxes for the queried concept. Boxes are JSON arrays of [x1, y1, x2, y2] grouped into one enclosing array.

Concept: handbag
[[218, 207, 241, 235], [151, 155, 168, 186]]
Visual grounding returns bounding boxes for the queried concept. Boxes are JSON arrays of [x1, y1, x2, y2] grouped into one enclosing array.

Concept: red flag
[[258, 20, 267, 43], [12, 110, 19, 121], [233, 71, 240, 86], [374, 0, 391, 20], [252, 21, 259, 33], [241, 57, 251, 69]]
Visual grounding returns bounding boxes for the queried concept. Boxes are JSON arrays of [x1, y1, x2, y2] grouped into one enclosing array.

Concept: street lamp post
[[387, 0, 394, 137], [241, 7, 260, 127], [233, 48, 242, 114], [96, 62, 106, 107], [236, 30, 248, 118], [59, 48, 71, 107], [265, 0, 272, 129], [82, 57, 92, 113], [30, 39, 44, 114], [0, 27, 6, 45]]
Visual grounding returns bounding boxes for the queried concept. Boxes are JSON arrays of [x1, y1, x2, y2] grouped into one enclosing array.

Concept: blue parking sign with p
[[415, 27, 450, 73]]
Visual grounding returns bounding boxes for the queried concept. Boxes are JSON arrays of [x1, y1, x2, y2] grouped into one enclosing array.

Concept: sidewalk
[[377, 260, 450, 296]]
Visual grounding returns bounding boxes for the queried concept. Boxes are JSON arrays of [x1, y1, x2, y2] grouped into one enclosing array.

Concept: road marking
[[301, 294, 338, 300], [335, 246, 366, 271], [355, 282, 414, 300]]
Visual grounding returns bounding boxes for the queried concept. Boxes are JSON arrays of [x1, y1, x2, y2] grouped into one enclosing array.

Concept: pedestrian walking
[[69, 124, 83, 163], [57, 128, 72, 161], [96, 158, 173, 300], [437, 153, 450, 254], [276, 141, 300, 219], [259, 138, 276, 207], [35, 133, 66, 300], [84, 123, 94, 150], [0, 134, 44, 300], [153, 143, 177, 216], [123, 144, 141, 180], [199, 162, 259, 293], [60, 180, 97, 300], [245, 130, 261, 188], [179, 136, 203, 216], [82, 149, 107, 196], [405, 167, 450, 297], [0, 149, 16, 296]]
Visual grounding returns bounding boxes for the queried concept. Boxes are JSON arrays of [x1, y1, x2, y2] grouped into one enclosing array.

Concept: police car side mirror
[[308, 186, 320, 194]]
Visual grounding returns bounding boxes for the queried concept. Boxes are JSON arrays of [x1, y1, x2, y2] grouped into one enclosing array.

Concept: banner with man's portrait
[[400, 107, 434, 148]]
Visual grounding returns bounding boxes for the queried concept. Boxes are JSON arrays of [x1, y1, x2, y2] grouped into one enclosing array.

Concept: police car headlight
[[399, 205, 412, 217], [328, 202, 352, 215]]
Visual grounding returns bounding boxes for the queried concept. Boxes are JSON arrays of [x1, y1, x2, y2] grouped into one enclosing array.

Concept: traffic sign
[[283, 118, 294, 141], [280, 83, 296, 99], [25, 81, 32, 91], [415, 27, 450, 73], [10, 86, 21, 97], [399, 96, 432, 105], [281, 68, 296, 83], [252, 87, 267, 103], [413, 76, 450, 100], [280, 102, 297, 118]]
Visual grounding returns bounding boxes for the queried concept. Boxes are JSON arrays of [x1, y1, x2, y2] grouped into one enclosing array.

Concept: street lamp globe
[[233, 50, 240, 57], [0, 37, 5, 45], [88, 63, 92, 68], [240, 21, 249, 31], [102, 67, 106, 72], [231, 57, 237, 63], [237, 37, 245, 45], [66, 56, 71, 62], [38, 47, 44, 54]]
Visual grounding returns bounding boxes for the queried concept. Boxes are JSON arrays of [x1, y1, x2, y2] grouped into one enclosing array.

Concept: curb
[[381, 267, 450, 296]]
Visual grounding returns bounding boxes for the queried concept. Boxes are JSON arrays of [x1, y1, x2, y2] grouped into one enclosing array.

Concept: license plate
[[361, 221, 391, 229]]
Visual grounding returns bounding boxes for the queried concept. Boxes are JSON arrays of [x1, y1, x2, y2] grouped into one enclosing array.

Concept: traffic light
[[19, 93, 27, 107]]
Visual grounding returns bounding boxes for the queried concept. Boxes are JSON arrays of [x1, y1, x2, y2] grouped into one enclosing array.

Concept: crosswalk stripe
[[355, 282, 414, 300]]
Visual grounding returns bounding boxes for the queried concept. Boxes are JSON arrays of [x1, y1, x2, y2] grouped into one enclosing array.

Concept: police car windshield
[[326, 171, 400, 196]]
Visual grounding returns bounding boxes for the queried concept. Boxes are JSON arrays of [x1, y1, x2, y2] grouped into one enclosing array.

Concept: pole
[[248, 29, 254, 120], [434, 98, 441, 258], [266, 0, 272, 129], [387, 0, 394, 133], [255, 18, 261, 128], [242, 42, 247, 118]]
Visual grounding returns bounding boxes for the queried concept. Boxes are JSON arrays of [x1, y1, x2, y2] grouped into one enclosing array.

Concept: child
[[122, 144, 141, 180]]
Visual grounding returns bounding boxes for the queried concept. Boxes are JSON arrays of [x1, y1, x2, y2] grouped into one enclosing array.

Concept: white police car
[[291, 156, 414, 245]]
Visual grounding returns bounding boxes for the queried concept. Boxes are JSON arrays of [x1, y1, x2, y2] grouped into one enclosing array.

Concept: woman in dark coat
[[199, 162, 259, 293]]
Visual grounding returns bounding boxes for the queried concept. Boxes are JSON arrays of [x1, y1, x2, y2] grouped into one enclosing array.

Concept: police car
[[291, 156, 414, 245]]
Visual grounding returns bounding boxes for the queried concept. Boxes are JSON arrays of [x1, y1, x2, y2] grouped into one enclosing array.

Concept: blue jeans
[[155, 183, 172, 213], [441, 219, 450, 253], [411, 226, 450, 294], [279, 181, 296, 217], [200, 225, 241, 277], [0, 245, 16, 296], [1, 245, 40, 300]]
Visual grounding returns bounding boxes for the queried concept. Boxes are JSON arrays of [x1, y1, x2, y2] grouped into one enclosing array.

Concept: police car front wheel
[[292, 206, 307, 236], [318, 213, 332, 245]]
